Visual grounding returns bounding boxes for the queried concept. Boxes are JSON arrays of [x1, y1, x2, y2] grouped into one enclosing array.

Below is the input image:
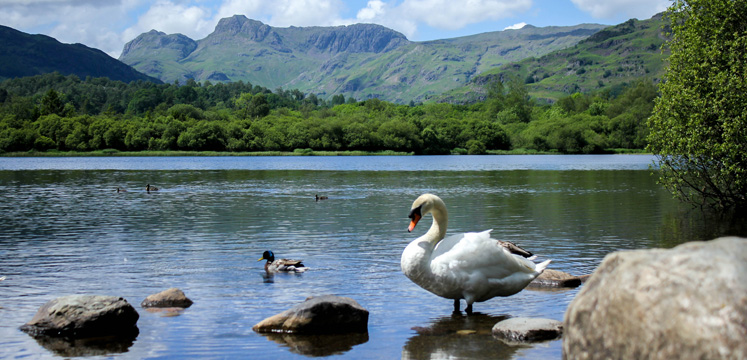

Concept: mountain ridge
[[120, 15, 607, 102], [0, 25, 160, 83]]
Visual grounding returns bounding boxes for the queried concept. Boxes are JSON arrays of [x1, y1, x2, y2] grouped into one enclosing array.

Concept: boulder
[[527, 269, 587, 288], [564, 237, 747, 360], [252, 295, 368, 334], [492, 318, 563, 343], [141, 288, 193, 308], [20, 295, 139, 338]]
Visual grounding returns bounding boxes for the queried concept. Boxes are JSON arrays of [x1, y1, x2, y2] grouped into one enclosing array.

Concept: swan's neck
[[424, 206, 447, 244], [402, 203, 448, 279]]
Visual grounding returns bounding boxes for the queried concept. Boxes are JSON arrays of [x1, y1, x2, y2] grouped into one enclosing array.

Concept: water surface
[[0, 155, 742, 359]]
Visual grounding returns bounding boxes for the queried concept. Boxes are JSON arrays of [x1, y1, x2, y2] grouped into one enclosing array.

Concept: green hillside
[[120, 16, 606, 103], [445, 14, 669, 103], [0, 25, 159, 83]]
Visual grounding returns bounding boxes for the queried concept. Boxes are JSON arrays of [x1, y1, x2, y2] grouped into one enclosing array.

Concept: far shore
[[0, 148, 649, 157]]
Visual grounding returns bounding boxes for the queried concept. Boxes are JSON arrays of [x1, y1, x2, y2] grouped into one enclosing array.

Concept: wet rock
[[527, 269, 586, 288], [564, 237, 747, 360], [492, 318, 563, 343], [20, 295, 139, 338], [252, 295, 368, 334], [141, 288, 193, 308]]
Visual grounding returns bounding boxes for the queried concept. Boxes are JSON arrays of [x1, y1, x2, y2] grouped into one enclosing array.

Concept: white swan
[[401, 193, 551, 314]]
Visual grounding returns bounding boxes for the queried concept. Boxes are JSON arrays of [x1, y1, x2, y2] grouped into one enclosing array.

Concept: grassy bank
[[1, 148, 649, 157]]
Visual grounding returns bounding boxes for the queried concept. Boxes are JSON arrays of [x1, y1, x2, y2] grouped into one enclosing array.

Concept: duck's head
[[258, 250, 275, 262], [408, 193, 445, 232]]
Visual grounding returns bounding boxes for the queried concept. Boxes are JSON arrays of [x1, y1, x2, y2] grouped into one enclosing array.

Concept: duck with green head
[[258, 250, 308, 273]]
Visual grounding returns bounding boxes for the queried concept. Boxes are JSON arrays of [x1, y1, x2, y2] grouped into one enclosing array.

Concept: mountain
[[0, 25, 159, 83], [443, 14, 669, 103], [120, 15, 607, 103]]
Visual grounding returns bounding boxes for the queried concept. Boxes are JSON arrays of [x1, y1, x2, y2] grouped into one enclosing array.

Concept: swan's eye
[[408, 205, 422, 219]]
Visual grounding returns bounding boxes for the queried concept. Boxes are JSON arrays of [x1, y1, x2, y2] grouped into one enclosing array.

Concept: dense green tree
[[647, 0, 747, 210]]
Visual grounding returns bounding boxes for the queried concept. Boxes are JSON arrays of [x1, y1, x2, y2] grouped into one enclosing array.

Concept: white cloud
[[122, 1, 214, 44], [570, 0, 669, 19], [215, 0, 348, 28], [399, 0, 532, 30], [504, 22, 527, 30]]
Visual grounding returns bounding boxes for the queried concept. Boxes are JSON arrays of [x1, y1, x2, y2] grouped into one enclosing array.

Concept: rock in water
[[564, 237, 747, 359], [20, 295, 139, 337], [492, 318, 563, 343], [141, 288, 193, 308], [253, 295, 368, 334]]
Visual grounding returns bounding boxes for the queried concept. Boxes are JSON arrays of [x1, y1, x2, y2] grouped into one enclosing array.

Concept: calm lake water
[[1, 155, 744, 359]]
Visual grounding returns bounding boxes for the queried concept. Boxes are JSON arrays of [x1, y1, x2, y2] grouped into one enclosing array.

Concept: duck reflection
[[259, 332, 368, 357], [402, 313, 529, 360], [29, 330, 138, 357]]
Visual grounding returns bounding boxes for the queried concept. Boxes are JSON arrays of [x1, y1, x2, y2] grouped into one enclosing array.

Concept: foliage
[[647, 0, 747, 210], [1, 72, 656, 155]]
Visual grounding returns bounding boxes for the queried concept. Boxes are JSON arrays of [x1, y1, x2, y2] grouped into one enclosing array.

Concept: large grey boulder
[[20, 295, 139, 338], [252, 295, 368, 334], [563, 237, 747, 360]]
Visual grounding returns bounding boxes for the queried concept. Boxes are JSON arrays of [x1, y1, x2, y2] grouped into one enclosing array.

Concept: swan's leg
[[453, 299, 460, 313], [465, 303, 473, 315]]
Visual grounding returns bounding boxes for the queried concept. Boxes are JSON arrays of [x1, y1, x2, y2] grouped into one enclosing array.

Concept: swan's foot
[[465, 303, 473, 315]]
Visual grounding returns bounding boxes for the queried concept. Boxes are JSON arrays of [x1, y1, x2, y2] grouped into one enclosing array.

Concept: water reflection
[[29, 331, 138, 358], [402, 313, 529, 360], [259, 333, 369, 357]]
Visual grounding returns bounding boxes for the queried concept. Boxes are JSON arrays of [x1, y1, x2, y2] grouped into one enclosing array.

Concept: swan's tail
[[535, 259, 551, 274]]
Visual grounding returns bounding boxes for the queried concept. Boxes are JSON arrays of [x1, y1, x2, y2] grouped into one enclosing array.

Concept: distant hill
[[443, 13, 669, 103], [0, 25, 160, 83], [120, 15, 607, 103]]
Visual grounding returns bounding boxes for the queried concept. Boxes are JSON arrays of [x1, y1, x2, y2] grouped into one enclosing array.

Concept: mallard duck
[[146, 184, 159, 192], [315, 194, 328, 201], [402, 193, 550, 314], [258, 250, 308, 273]]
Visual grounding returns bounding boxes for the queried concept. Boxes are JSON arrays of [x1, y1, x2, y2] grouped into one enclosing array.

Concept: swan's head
[[258, 250, 275, 262], [408, 193, 445, 232]]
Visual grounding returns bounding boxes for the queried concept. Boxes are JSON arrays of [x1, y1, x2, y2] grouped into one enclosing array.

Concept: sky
[[0, 0, 671, 59]]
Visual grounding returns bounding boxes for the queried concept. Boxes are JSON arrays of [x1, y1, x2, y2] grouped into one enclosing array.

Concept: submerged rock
[[492, 318, 563, 343], [253, 295, 368, 334], [20, 295, 139, 338], [564, 237, 747, 360], [141, 288, 193, 308]]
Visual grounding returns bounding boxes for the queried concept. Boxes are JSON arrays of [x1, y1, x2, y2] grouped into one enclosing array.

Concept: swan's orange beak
[[408, 213, 421, 232]]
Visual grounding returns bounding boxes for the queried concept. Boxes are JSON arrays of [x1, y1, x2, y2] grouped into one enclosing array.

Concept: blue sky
[[0, 0, 670, 58]]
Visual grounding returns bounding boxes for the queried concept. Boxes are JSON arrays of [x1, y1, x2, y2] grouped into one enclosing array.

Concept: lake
[[1, 155, 744, 359]]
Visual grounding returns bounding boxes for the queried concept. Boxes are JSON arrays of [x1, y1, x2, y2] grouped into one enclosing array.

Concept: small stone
[[492, 317, 563, 342], [141, 288, 193, 308], [20, 295, 139, 338], [528, 269, 584, 288], [253, 295, 368, 334]]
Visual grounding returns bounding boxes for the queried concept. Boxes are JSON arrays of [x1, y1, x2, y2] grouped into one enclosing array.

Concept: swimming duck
[[315, 194, 328, 201], [116, 187, 127, 193], [258, 250, 308, 273], [146, 184, 159, 192], [402, 193, 550, 314]]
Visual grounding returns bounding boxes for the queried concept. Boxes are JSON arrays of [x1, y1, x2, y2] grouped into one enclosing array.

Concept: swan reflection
[[402, 313, 529, 360]]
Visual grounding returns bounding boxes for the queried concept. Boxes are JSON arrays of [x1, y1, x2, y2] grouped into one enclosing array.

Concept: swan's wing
[[431, 230, 540, 278]]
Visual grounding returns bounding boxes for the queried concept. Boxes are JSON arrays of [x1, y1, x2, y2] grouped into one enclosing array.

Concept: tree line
[[0, 72, 655, 154]]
